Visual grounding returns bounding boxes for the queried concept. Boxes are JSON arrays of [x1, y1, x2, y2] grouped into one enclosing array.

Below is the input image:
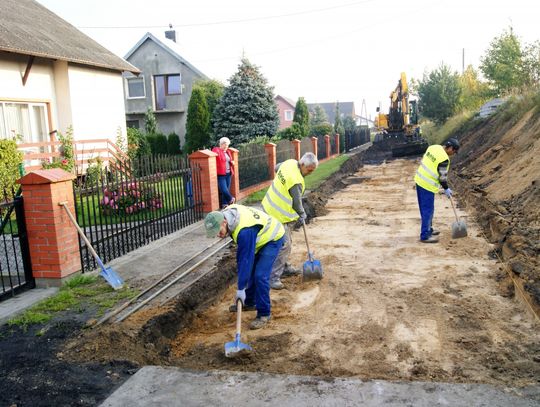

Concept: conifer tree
[[213, 58, 279, 144], [293, 97, 310, 138], [184, 87, 210, 153]]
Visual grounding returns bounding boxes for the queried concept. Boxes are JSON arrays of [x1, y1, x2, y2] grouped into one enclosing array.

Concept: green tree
[[293, 97, 310, 138], [184, 87, 210, 153], [212, 58, 279, 144], [418, 63, 462, 124], [144, 107, 158, 135], [522, 40, 540, 87], [0, 138, 23, 200], [343, 116, 357, 139], [480, 28, 526, 95], [193, 79, 225, 143], [126, 127, 150, 159], [275, 122, 303, 141], [310, 105, 329, 127], [458, 65, 492, 111], [333, 102, 345, 136]]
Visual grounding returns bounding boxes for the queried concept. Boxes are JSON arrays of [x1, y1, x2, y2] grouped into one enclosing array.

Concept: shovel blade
[[224, 339, 252, 358], [451, 221, 468, 239], [302, 259, 323, 281], [100, 267, 124, 290]]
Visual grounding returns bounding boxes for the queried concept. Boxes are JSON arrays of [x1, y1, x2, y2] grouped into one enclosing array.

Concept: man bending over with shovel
[[204, 204, 284, 329], [262, 152, 319, 290], [414, 138, 460, 243]]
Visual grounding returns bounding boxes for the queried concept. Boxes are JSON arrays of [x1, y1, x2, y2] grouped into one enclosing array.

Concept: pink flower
[[102, 196, 109, 205]]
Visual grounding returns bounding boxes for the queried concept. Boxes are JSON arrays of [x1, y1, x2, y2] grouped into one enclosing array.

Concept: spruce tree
[[193, 79, 225, 144], [184, 87, 210, 153], [213, 58, 279, 144], [293, 97, 310, 138]]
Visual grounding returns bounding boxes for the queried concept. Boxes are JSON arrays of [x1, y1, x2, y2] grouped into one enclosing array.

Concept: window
[[0, 101, 49, 143], [126, 120, 139, 129], [154, 74, 181, 110], [126, 77, 145, 98], [284, 110, 293, 121]]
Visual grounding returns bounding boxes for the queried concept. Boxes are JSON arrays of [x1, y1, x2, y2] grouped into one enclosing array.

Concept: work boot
[[281, 265, 302, 278], [270, 280, 284, 290], [250, 315, 271, 330], [430, 229, 440, 236], [229, 304, 256, 312], [420, 236, 439, 243]]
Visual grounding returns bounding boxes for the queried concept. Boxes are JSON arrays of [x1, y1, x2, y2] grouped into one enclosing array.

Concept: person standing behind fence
[[262, 152, 318, 290], [212, 137, 235, 208]]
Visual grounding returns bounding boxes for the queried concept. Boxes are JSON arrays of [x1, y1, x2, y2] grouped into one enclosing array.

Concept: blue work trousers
[[416, 184, 435, 240], [217, 173, 233, 207], [245, 237, 284, 318]]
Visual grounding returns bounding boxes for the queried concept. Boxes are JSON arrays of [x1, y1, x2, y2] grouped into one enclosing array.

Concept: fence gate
[[0, 193, 34, 301], [73, 155, 203, 272]]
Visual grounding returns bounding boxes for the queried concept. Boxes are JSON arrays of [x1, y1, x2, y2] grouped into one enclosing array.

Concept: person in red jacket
[[212, 137, 235, 208]]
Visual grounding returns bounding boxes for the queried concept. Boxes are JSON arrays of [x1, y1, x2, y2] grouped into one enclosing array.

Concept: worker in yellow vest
[[414, 138, 460, 243], [204, 204, 285, 329], [262, 152, 319, 290]]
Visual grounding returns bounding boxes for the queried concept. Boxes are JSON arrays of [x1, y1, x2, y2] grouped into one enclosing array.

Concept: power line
[[78, 0, 376, 29]]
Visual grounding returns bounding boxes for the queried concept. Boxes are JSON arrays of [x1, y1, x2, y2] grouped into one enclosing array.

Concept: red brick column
[[292, 139, 301, 161], [189, 149, 219, 213], [325, 134, 331, 158], [264, 143, 276, 179], [228, 147, 240, 200], [311, 137, 318, 158], [334, 133, 340, 155], [18, 169, 80, 287]]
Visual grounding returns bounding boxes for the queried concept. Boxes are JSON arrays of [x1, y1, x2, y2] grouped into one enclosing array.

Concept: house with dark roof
[[274, 95, 296, 130], [123, 31, 208, 145], [0, 0, 138, 161]]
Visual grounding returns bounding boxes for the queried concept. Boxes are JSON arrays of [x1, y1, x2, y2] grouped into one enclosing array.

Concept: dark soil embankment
[[450, 106, 540, 314]]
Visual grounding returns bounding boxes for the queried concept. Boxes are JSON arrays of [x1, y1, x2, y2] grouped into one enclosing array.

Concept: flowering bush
[[99, 181, 163, 215]]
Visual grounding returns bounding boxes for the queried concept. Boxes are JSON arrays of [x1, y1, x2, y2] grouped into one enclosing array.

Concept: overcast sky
[[37, 0, 538, 120]]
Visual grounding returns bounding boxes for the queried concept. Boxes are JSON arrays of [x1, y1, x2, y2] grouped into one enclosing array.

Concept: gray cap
[[204, 211, 225, 238]]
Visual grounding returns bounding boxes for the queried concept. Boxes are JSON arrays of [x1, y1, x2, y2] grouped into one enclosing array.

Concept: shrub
[[127, 127, 150, 159], [310, 123, 333, 137], [41, 127, 75, 173], [85, 156, 105, 187], [275, 123, 303, 141], [167, 133, 181, 155], [99, 181, 163, 215], [154, 133, 168, 155], [0, 138, 23, 200]]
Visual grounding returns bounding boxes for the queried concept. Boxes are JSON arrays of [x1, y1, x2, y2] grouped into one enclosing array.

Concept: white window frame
[[0, 101, 49, 143], [284, 110, 293, 121], [126, 76, 146, 99]]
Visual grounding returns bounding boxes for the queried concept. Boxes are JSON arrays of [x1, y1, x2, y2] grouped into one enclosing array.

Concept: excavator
[[374, 72, 427, 157]]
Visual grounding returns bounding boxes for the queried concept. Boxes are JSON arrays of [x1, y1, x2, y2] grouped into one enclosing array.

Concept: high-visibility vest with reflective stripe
[[230, 205, 285, 253], [414, 145, 449, 193], [261, 159, 305, 223]]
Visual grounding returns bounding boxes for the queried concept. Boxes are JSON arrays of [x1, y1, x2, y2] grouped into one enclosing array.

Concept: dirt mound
[[452, 107, 540, 312]]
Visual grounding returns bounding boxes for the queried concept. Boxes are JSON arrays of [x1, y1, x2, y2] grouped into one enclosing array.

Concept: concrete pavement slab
[[100, 366, 539, 407]]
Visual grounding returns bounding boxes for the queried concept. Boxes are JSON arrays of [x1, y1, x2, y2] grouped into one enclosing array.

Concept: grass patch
[[423, 111, 475, 145], [7, 274, 139, 330], [241, 155, 350, 204]]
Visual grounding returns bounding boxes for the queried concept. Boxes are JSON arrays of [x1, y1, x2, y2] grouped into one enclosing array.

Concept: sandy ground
[[170, 158, 540, 388]]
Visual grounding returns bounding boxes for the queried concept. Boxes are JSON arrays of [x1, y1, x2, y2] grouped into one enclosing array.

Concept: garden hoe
[[58, 202, 124, 290], [301, 224, 323, 281], [448, 196, 468, 239], [224, 299, 252, 358]]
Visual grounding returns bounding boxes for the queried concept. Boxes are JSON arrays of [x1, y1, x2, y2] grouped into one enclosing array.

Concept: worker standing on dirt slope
[[414, 138, 460, 243], [262, 152, 319, 290], [204, 204, 285, 329]]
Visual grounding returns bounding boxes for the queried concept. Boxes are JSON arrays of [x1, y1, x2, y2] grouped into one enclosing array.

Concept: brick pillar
[[264, 143, 277, 180], [311, 137, 318, 158], [228, 147, 240, 200], [18, 169, 80, 287], [189, 149, 219, 213], [335, 133, 340, 155], [325, 134, 331, 158], [292, 139, 301, 161]]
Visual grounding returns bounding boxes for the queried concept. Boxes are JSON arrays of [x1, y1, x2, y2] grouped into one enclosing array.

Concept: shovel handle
[[302, 224, 313, 261], [448, 196, 460, 223], [235, 299, 243, 335]]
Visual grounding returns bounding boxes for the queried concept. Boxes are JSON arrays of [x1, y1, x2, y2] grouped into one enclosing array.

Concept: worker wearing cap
[[262, 152, 319, 290], [204, 204, 284, 329], [414, 138, 460, 243]]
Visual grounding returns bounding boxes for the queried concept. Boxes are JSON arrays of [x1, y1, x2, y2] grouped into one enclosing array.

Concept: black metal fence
[[316, 136, 326, 160], [237, 143, 269, 189], [73, 154, 203, 272], [300, 136, 313, 157], [345, 127, 371, 151], [330, 135, 337, 155], [276, 139, 294, 164], [0, 192, 34, 301]]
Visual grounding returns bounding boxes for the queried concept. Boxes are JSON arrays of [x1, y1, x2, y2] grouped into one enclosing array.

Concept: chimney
[[165, 24, 176, 42]]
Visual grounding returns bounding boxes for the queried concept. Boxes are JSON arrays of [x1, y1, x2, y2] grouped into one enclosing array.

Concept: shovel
[[58, 202, 124, 290], [448, 196, 468, 239], [301, 224, 323, 281], [224, 299, 252, 358]]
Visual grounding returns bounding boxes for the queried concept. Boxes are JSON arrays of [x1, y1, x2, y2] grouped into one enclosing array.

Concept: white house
[[0, 0, 139, 169]]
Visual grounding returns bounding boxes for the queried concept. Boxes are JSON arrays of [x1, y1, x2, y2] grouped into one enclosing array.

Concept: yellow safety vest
[[414, 145, 450, 193], [261, 159, 305, 223], [229, 205, 285, 253]]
